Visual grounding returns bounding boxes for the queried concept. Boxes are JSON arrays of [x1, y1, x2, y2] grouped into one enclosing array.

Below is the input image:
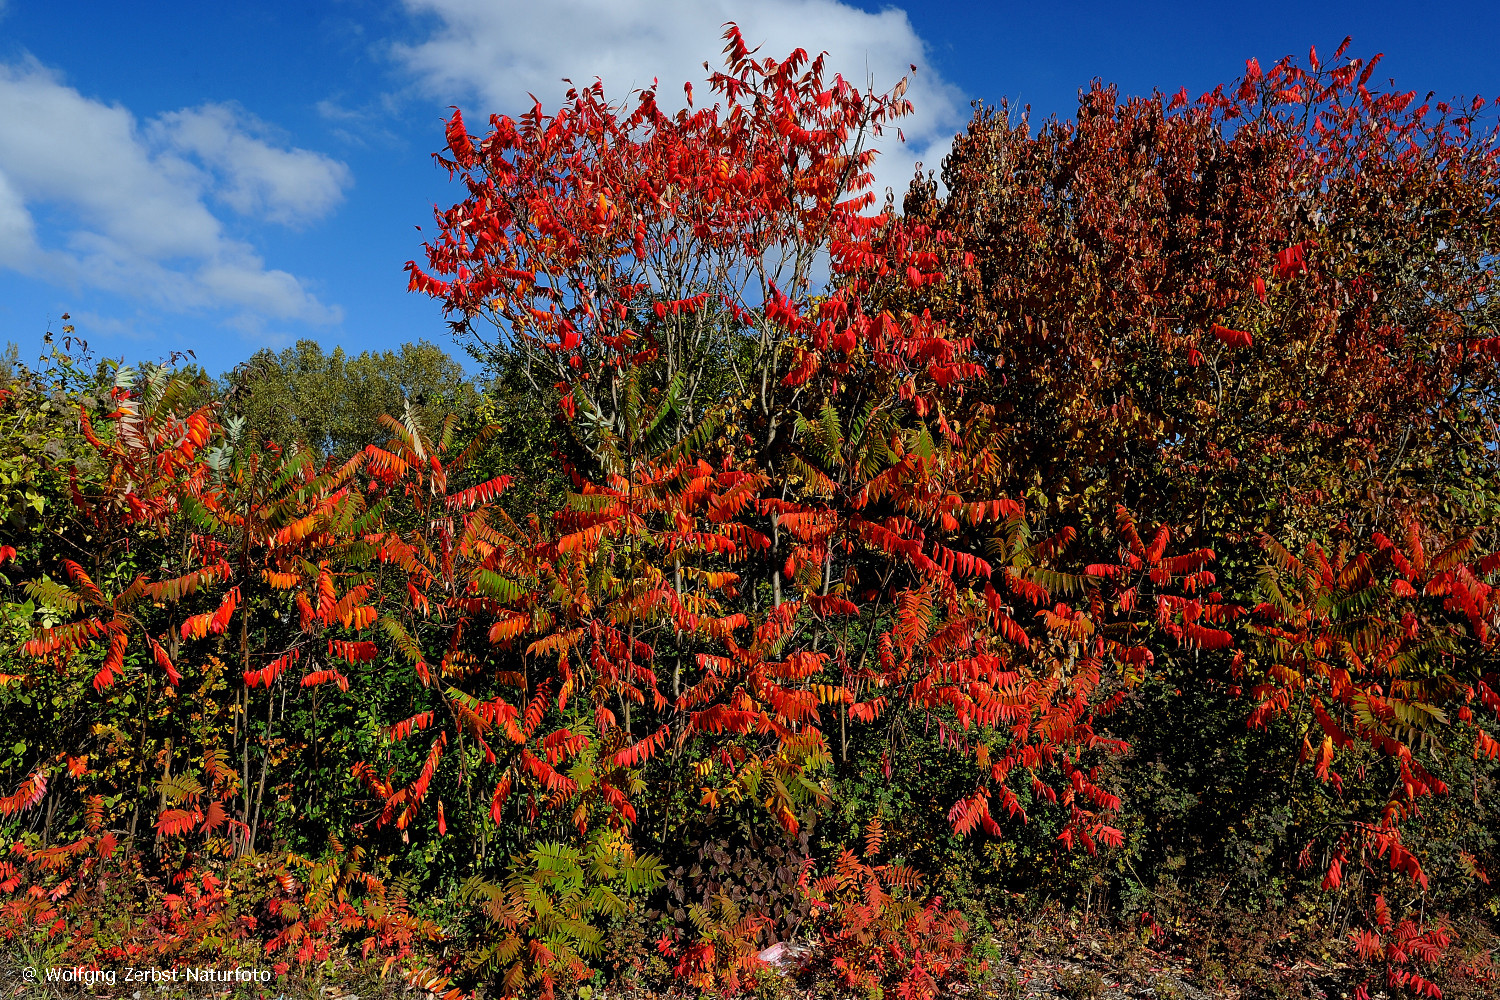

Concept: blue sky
[[1, 1, 1495, 377]]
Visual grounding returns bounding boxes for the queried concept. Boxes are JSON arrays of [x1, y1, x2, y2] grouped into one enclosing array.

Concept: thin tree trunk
[[247, 688, 274, 854], [153, 738, 173, 857]]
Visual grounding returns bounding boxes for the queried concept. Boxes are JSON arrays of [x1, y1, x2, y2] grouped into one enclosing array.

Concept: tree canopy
[[225, 338, 480, 457]]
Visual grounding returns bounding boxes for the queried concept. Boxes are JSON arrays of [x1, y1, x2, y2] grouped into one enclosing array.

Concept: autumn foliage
[[2, 27, 1498, 1000]]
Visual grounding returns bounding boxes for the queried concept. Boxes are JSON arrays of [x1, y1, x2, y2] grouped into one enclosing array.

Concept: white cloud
[[315, 95, 406, 148], [0, 170, 44, 265], [394, 0, 964, 204], [151, 104, 351, 225], [0, 59, 348, 328]]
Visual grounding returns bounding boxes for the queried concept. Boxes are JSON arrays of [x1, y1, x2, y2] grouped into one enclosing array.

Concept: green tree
[[225, 339, 480, 457]]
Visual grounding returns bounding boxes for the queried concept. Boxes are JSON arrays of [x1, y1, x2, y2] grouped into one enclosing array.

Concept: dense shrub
[[3, 29, 1498, 1000]]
